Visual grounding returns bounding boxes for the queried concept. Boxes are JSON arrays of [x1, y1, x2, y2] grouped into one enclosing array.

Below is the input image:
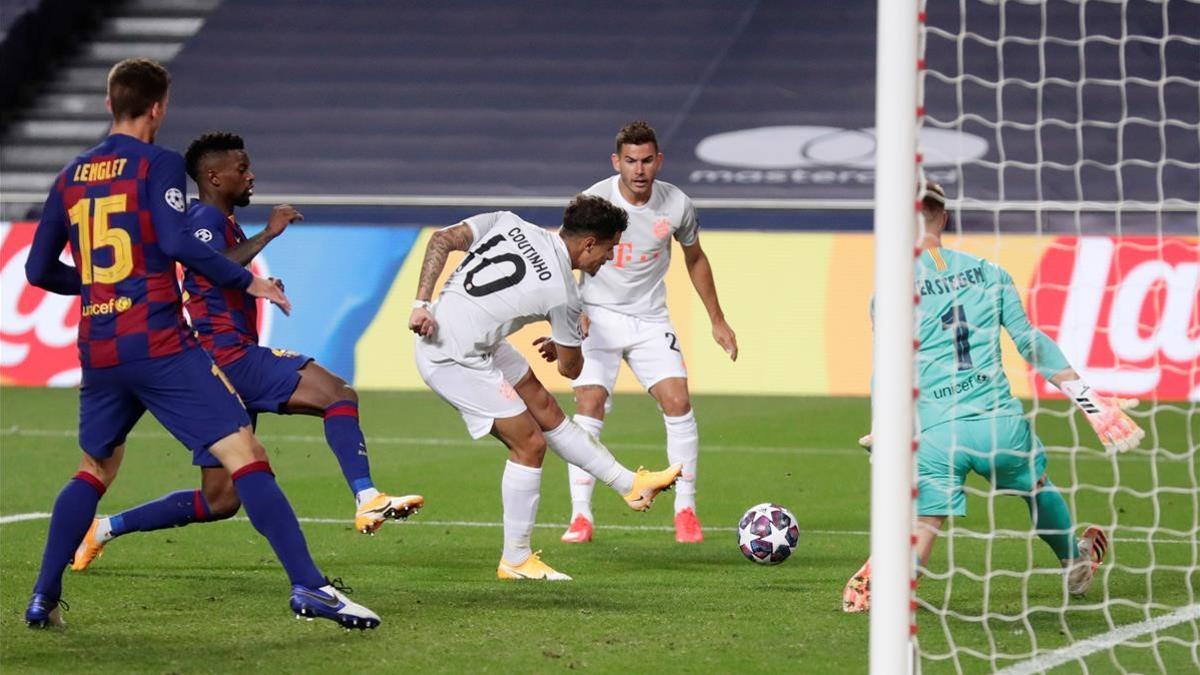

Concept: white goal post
[[870, 0, 920, 671], [873, 1, 1199, 673]]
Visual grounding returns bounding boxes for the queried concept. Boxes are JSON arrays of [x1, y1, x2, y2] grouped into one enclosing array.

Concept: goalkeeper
[[842, 181, 1145, 612]]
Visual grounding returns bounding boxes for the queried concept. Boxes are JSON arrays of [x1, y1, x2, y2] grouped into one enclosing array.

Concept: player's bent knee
[[507, 428, 548, 467], [208, 427, 266, 472], [512, 439, 547, 467], [78, 451, 122, 487], [574, 385, 608, 418], [205, 488, 242, 520], [651, 379, 692, 416], [659, 395, 692, 417]]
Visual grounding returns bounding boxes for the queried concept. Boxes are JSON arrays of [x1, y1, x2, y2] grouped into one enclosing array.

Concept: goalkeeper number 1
[[843, 181, 1145, 613]]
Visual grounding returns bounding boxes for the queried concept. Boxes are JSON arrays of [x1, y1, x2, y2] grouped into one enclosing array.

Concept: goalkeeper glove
[[1060, 379, 1145, 454]]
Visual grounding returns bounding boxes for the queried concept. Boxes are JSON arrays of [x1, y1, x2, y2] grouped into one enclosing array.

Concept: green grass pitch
[[1, 388, 1196, 673]]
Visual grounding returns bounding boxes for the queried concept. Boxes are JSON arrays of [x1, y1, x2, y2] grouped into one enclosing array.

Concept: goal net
[[882, 0, 1200, 672]]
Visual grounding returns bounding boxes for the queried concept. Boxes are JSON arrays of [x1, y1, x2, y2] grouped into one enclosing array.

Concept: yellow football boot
[[497, 551, 572, 581], [70, 519, 105, 572], [355, 494, 424, 534], [623, 463, 683, 512]]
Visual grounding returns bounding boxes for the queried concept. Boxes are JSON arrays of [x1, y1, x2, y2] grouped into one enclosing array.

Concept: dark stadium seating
[[0, 0, 39, 39], [158, 0, 875, 201], [151, 0, 1196, 229]]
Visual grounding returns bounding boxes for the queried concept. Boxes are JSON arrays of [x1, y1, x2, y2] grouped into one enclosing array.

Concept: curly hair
[[184, 132, 245, 181], [561, 194, 628, 240]]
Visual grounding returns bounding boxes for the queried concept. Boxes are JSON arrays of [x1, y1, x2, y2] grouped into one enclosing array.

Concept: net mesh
[[913, 1, 1199, 672]]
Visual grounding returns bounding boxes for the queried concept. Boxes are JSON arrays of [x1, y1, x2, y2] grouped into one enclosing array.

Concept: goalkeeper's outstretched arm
[[997, 267, 1145, 453]]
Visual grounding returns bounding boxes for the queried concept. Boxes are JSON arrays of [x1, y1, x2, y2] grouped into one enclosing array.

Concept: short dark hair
[[615, 121, 658, 153], [185, 132, 245, 181], [562, 195, 628, 241], [107, 58, 171, 121], [921, 179, 946, 214]]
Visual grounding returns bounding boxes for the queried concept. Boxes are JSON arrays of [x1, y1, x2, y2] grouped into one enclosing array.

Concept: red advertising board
[[1030, 236, 1198, 402]]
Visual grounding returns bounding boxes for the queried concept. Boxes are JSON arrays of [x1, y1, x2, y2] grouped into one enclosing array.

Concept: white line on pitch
[[0, 512, 1194, 547], [994, 604, 1200, 675], [0, 426, 1166, 461], [0, 426, 857, 456], [0, 512, 52, 524]]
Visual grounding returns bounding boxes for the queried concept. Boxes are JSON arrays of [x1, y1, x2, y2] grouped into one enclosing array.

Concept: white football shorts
[[415, 338, 532, 439], [572, 304, 688, 399]]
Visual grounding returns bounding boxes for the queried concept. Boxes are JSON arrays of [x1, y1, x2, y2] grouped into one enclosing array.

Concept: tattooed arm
[[409, 222, 475, 336]]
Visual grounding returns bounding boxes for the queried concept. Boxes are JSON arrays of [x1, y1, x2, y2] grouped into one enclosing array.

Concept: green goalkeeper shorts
[[916, 415, 1047, 517]]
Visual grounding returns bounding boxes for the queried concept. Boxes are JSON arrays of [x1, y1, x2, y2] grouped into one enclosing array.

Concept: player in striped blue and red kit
[[22, 58, 379, 630], [68, 133, 422, 569]]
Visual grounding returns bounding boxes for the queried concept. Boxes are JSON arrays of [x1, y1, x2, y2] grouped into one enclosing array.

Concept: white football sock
[[354, 487, 381, 508], [95, 516, 114, 543], [501, 460, 542, 566], [544, 418, 634, 495], [566, 415, 604, 520], [664, 410, 699, 513]]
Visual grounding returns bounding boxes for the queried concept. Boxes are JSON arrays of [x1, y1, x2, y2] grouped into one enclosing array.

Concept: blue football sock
[[323, 401, 374, 495], [33, 472, 105, 599], [1024, 476, 1079, 561], [109, 489, 210, 539], [232, 462, 325, 588]]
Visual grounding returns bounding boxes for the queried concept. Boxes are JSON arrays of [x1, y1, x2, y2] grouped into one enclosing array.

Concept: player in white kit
[[409, 195, 683, 581], [559, 122, 738, 544]]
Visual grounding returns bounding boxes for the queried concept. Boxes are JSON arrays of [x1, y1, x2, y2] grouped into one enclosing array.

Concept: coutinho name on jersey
[[508, 227, 553, 281]]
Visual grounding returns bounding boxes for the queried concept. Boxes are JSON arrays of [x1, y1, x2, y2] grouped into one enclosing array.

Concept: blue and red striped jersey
[[25, 134, 253, 369], [183, 202, 259, 367]]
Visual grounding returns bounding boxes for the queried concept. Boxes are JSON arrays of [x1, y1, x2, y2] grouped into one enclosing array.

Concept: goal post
[[869, 0, 921, 672], [875, 0, 1200, 672]]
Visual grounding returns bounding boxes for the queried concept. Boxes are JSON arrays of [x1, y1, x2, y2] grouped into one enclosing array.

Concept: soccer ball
[[737, 503, 800, 565]]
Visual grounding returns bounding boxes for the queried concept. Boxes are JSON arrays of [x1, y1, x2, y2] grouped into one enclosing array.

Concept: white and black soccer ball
[[737, 503, 800, 565]]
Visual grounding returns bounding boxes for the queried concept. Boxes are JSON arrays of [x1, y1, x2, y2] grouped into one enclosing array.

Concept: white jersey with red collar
[[579, 176, 698, 320]]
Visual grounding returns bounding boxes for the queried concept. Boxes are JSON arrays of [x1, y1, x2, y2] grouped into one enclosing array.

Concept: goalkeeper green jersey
[[914, 247, 1070, 432]]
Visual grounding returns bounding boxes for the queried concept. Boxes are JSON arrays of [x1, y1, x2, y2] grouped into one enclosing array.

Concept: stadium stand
[[1, 0, 216, 211], [159, 0, 872, 201], [155, 0, 1197, 210], [4, 0, 1195, 232], [0, 0, 41, 40]]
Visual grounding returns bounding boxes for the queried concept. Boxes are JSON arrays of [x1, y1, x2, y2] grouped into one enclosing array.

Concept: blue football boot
[[289, 579, 380, 630], [25, 594, 67, 628]]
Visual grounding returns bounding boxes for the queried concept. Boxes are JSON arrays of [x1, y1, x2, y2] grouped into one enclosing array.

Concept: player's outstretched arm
[[223, 204, 302, 266], [25, 187, 80, 295], [682, 238, 737, 361], [997, 268, 1072, 377], [998, 266, 1144, 453], [408, 222, 474, 336]]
